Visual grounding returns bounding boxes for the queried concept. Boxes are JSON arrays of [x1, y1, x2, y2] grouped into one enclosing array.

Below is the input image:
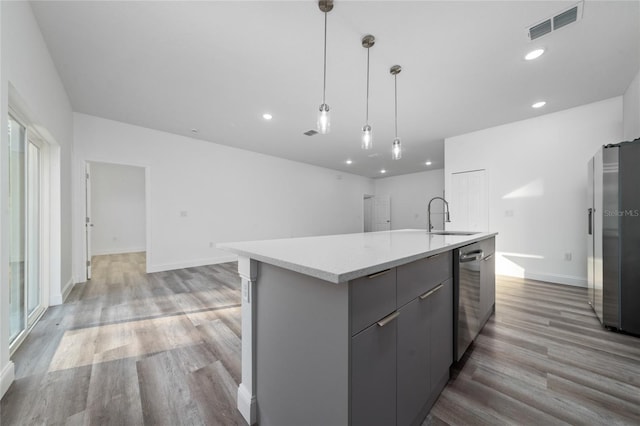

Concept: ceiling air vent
[[304, 129, 318, 136], [529, 20, 552, 40], [553, 6, 578, 30], [526, 1, 583, 41]]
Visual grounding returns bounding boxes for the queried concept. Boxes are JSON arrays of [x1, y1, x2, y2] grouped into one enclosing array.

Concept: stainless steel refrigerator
[[587, 139, 640, 335]]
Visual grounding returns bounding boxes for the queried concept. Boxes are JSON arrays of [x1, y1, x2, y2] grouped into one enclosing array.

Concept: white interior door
[[372, 196, 391, 231], [85, 163, 93, 279], [363, 196, 374, 232], [449, 170, 488, 232]]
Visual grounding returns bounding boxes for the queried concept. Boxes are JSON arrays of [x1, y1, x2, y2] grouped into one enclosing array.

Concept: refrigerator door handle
[[588, 208, 593, 235]]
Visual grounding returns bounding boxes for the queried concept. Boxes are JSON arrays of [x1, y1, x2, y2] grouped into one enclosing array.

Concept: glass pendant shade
[[361, 125, 372, 149], [392, 137, 402, 160], [317, 104, 331, 134]]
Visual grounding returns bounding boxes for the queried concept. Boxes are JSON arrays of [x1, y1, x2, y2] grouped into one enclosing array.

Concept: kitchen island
[[219, 229, 497, 426]]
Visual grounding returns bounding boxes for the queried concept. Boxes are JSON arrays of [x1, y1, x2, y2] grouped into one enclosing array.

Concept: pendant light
[[361, 35, 375, 150], [317, 0, 333, 134], [390, 65, 402, 160]]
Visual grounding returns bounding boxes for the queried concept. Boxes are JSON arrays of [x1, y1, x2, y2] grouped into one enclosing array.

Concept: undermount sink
[[427, 230, 479, 236]]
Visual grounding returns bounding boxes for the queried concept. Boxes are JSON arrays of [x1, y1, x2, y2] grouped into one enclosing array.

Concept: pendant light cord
[[394, 74, 398, 137], [322, 10, 328, 105], [365, 47, 370, 124]]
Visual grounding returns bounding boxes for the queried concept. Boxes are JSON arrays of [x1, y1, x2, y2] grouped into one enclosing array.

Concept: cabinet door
[[428, 278, 453, 395], [351, 269, 396, 336], [480, 253, 495, 327], [397, 252, 452, 308], [351, 314, 397, 426], [397, 298, 429, 426]]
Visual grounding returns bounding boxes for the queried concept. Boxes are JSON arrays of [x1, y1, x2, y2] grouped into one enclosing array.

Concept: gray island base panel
[[219, 229, 497, 426]]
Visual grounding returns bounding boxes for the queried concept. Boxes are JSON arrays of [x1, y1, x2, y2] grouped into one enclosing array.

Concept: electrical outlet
[[242, 280, 250, 302], [180, 211, 188, 217], [209, 242, 214, 248], [505, 210, 514, 217], [564, 252, 572, 261]]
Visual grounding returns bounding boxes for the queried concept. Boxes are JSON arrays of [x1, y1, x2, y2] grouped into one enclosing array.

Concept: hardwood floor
[[1, 253, 247, 426], [426, 276, 640, 426], [2, 255, 639, 425]]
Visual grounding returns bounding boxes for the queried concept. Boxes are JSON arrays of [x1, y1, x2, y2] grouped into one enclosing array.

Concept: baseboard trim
[[147, 255, 238, 273], [50, 277, 75, 306], [237, 383, 257, 425], [92, 248, 146, 256], [499, 271, 587, 287], [1, 361, 15, 398], [61, 278, 75, 302]]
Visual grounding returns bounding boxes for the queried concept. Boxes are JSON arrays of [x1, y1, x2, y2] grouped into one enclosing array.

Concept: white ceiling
[[31, 1, 640, 178]]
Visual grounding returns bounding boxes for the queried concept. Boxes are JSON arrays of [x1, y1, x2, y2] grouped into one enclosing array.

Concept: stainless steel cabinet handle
[[367, 269, 391, 279], [419, 283, 443, 300], [377, 311, 399, 327], [484, 254, 494, 261], [588, 207, 593, 235], [460, 250, 484, 263]]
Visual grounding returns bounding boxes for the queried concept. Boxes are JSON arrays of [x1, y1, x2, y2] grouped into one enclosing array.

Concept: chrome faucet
[[427, 196, 451, 231]]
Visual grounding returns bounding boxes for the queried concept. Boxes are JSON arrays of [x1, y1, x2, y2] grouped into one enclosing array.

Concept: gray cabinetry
[[351, 253, 454, 426], [479, 238, 496, 327], [397, 278, 452, 426], [428, 278, 453, 396], [397, 298, 429, 426], [397, 252, 451, 307], [350, 268, 398, 426], [350, 269, 396, 336], [351, 315, 397, 426]]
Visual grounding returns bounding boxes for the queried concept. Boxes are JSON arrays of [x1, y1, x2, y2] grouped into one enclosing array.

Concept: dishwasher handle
[[460, 250, 484, 263]]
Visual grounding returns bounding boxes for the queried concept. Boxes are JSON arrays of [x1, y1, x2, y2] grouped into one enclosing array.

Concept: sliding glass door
[[8, 113, 43, 347], [26, 140, 41, 318]]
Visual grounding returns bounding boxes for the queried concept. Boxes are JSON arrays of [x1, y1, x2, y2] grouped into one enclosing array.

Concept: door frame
[[85, 162, 92, 279], [7, 107, 52, 354], [449, 169, 489, 232], [81, 159, 151, 281]]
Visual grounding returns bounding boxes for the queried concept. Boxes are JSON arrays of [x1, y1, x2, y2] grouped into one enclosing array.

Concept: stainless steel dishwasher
[[454, 242, 484, 361]]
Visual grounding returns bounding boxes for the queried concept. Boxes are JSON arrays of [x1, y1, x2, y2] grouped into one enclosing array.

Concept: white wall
[[374, 169, 444, 231], [90, 162, 146, 256], [623, 69, 640, 141], [0, 2, 73, 397], [73, 113, 374, 278], [445, 97, 623, 287]]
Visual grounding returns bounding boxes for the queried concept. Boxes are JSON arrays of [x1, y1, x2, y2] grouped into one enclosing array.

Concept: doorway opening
[[85, 161, 147, 280], [363, 194, 391, 232]]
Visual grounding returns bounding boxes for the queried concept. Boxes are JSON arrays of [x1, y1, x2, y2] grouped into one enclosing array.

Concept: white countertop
[[218, 229, 497, 283]]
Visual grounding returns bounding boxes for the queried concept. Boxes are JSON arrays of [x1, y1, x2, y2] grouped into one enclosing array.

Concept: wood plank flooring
[[1, 253, 247, 426], [426, 276, 640, 426], [2, 255, 640, 425]]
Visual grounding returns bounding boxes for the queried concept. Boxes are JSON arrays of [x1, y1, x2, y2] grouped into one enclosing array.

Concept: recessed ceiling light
[[380, 169, 386, 174], [191, 128, 199, 134], [532, 101, 546, 108], [425, 161, 432, 166], [262, 113, 273, 120], [346, 159, 353, 165], [525, 48, 545, 61]]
